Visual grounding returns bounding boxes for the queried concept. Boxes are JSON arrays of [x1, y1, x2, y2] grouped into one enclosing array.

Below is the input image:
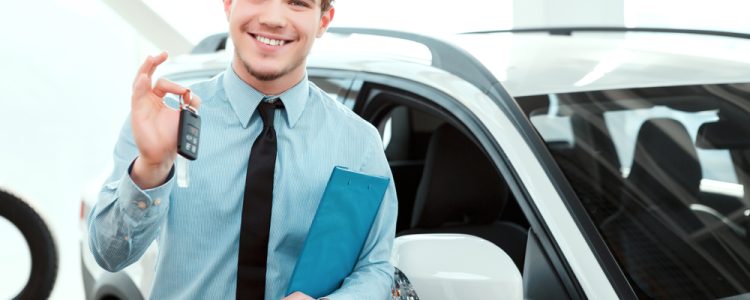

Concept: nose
[[258, 0, 287, 29]]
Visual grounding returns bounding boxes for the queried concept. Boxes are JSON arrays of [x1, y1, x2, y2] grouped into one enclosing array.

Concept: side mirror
[[390, 234, 523, 300]]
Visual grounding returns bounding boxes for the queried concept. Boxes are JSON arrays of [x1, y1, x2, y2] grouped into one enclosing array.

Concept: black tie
[[237, 98, 284, 299]]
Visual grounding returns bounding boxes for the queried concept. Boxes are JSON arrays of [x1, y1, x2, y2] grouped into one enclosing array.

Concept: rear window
[[519, 83, 750, 299]]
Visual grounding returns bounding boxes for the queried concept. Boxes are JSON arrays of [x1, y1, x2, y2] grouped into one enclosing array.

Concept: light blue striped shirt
[[88, 65, 398, 300]]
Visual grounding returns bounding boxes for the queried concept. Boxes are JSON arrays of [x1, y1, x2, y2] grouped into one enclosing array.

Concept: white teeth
[[255, 35, 286, 46]]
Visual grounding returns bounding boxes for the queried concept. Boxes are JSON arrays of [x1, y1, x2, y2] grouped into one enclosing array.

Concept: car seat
[[397, 123, 528, 271], [627, 118, 704, 231], [604, 118, 749, 298]]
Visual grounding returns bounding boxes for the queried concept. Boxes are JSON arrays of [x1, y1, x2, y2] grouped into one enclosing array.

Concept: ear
[[223, 0, 233, 20], [316, 6, 335, 38]]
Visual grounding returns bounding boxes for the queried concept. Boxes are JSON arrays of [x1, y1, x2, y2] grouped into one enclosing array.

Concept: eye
[[289, 0, 311, 7]]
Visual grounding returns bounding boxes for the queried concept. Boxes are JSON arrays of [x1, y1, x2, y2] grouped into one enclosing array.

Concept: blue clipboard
[[286, 166, 390, 298]]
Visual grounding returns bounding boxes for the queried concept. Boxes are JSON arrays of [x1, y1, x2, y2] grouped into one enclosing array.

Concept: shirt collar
[[222, 65, 308, 129]]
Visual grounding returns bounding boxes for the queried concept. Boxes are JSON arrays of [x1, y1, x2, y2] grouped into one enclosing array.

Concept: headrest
[[628, 118, 701, 199], [696, 121, 750, 150], [411, 124, 508, 229]]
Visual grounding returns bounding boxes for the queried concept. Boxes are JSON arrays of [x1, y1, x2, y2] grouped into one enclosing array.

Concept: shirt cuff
[[117, 160, 175, 220]]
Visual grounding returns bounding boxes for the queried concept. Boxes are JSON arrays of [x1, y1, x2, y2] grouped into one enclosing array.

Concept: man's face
[[224, 0, 334, 83]]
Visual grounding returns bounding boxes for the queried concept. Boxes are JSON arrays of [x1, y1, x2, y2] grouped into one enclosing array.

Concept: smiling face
[[224, 0, 334, 94]]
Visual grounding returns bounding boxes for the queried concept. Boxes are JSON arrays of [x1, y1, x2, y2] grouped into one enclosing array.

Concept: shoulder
[[308, 81, 382, 143], [187, 72, 225, 105]]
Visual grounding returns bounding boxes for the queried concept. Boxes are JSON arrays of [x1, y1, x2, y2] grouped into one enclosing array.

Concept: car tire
[[0, 189, 58, 300]]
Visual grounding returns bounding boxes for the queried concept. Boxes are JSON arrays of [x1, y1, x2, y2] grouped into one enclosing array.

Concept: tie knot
[[257, 98, 283, 128]]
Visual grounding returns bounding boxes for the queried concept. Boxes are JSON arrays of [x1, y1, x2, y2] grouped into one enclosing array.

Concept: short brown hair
[[224, 0, 333, 14], [320, 0, 333, 13]]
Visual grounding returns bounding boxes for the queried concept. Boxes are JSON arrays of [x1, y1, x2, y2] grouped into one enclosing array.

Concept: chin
[[248, 62, 288, 80], [250, 69, 286, 82], [235, 53, 282, 80]]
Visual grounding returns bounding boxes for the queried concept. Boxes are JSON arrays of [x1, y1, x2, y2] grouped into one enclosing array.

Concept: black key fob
[[177, 107, 201, 160]]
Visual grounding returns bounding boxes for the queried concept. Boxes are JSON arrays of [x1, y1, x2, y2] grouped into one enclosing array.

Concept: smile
[[252, 34, 289, 47]]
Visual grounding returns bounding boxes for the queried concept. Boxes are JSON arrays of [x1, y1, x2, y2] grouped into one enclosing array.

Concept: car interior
[[352, 84, 532, 274], [517, 84, 750, 299]]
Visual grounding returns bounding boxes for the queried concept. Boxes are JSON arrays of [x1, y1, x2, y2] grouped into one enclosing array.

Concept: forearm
[[88, 166, 173, 272], [325, 261, 394, 300], [88, 123, 175, 272], [326, 180, 398, 300]]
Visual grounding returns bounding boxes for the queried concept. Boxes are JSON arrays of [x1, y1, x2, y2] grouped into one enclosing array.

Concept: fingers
[[132, 52, 169, 101], [153, 78, 189, 98], [135, 52, 168, 81], [181, 90, 202, 110], [132, 73, 151, 102], [189, 93, 202, 110], [130, 52, 201, 112], [132, 52, 168, 90]]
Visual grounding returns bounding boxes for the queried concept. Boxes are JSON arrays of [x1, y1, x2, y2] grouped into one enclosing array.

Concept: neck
[[231, 59, 305, 96]]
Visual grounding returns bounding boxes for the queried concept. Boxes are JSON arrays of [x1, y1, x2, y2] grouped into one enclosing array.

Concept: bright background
[[0, 0, 747, 298]]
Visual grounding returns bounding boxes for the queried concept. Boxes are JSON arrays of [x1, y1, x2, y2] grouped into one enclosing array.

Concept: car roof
[[450, 31, 750, 96], [161, 28, 750, 97]]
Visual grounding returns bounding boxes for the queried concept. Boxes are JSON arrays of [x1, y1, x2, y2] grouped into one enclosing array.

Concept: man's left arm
[[326, 127, 399, 300]]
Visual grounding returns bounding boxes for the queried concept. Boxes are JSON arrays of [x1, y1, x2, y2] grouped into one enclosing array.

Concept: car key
[[177, 91, 201, 160]]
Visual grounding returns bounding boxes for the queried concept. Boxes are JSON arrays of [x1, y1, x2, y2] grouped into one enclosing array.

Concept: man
[[88, 0, 398, 299]]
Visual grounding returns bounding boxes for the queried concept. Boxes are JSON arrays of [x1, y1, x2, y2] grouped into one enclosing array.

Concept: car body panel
[[390, 234, 523, 300], [449, 32, 750, 96]]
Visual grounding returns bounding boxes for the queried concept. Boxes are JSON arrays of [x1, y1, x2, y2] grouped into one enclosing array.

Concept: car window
[[309, 76, 353, 108], [519, 83, 750, 299], [604, 106, 738, 184], [529, 94, 576, 148], [359, 84, 530, 274], [380, 106, 441, 158]]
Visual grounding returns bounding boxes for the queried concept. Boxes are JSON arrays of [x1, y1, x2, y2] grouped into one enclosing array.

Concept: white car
[[81, 27, 750, 299]]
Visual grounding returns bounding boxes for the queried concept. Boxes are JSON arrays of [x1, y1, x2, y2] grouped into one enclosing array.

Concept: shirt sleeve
[[326, 126, 398, 300], [87, 116, 175, 272]]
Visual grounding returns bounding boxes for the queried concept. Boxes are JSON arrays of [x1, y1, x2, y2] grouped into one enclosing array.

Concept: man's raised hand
[[130, 52, 201, 189]]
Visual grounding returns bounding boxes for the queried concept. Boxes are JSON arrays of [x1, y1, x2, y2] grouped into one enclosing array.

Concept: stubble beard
[[236, 51, 306, 82]]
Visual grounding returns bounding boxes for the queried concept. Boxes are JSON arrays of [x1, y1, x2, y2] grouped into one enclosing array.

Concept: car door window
[[309, 76, 353, 108], [358, 84, 531, 275], [519, 83, 750, 299]]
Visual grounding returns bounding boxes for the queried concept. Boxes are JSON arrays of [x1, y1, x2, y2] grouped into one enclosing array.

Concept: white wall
[[514, 0, 625, 27], [513, 0, 750, 33], [0, 0, 156, 298], [332, 0, 513, 34], [626, 0, 750, 32]]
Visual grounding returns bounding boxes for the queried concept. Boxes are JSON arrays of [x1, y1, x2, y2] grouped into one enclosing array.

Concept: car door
[[342, 73, 598, 300], [308, 28, 631, 299]]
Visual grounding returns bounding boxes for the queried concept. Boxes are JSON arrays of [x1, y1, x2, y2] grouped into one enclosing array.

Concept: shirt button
[[137, 201, 148, 210], [123, 235, 129, 241], [154, 199, 161, 206]]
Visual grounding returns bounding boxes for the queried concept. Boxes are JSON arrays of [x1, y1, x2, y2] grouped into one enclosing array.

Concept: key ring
[[179, 90, 198, 114]]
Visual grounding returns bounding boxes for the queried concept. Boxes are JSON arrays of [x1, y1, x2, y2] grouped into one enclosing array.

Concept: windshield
[[519, 83, 750, 299]]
